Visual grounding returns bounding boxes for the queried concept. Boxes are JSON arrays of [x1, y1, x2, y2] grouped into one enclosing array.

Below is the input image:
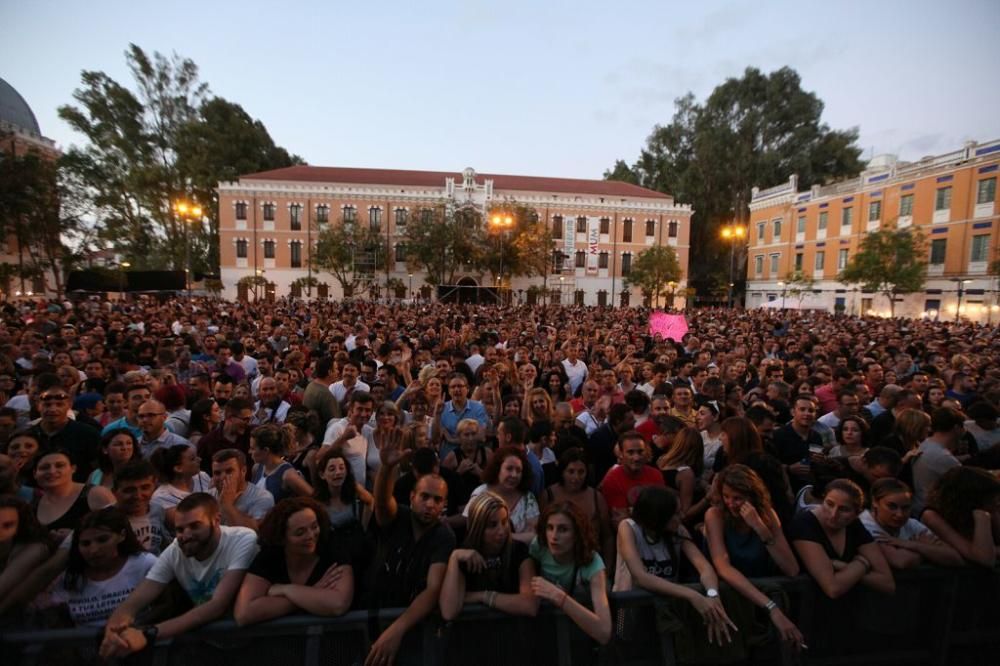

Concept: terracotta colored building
[[217, 165, 692, 305], [746, 139, 999, 321], [0, 77, 60, 299]]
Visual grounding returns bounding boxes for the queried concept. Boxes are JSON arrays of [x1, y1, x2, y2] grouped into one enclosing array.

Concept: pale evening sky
[[3, 0, 999, 188]]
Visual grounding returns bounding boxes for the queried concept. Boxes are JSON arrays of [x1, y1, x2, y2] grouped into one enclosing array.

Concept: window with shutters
[[236, 240, 248, 258], [552, 215, 563, 239], [290, 241, 302, 268], [263, 203, 275, 221], [575, 251, 586, 268], [263, 240, 275, 259], [622, 219, 633, 242], [621, 252, 632, 276], [235, 202, 247, 220]]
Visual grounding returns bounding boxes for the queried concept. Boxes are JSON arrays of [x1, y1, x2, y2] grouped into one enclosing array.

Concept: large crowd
[[0, 295, 998, 665]]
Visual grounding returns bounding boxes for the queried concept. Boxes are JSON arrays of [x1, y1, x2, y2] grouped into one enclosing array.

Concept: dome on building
[[0, 77, 41, 135]]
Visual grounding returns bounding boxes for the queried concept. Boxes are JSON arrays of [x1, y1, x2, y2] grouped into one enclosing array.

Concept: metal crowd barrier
[[2, 566, 998, 666]]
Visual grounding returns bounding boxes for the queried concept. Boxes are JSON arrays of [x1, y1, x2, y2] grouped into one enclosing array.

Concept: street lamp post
[[721, 224, 746, 308], [408, 273, 413, 302], [174, 201, 203, 300], [952, 278, 972, 321], [490, 213, 514, 305], [119, 262, 130, 301]]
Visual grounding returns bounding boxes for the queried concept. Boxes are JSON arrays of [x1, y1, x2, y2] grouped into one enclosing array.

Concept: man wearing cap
[[73, 393, 105, 431], [28, 383, 101, 482]]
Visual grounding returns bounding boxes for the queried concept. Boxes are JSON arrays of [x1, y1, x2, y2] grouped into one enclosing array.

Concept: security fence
[[2, 565, 998, 666]]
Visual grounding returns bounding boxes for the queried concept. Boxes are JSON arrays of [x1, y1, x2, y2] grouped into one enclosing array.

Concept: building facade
[[0, 77, 60, 300], [217, 166, 692, 306], [746, 139, 1000, 321]]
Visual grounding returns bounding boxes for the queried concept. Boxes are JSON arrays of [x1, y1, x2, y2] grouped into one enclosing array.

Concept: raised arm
[[373, 426, 408, 527]]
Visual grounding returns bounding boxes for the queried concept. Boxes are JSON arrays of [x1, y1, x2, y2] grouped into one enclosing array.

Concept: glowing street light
[[490, 213, 515, 304], [721, 224, 746, 308], [174, 200, 203, 299]]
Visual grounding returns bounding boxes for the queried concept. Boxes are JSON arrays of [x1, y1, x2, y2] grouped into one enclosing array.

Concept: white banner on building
[[586, 217, 600, 274], [563, 217, 575, 269]]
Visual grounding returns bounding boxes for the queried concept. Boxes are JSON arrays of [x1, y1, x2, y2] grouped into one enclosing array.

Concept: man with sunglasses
[[28, 380, 101, 482]]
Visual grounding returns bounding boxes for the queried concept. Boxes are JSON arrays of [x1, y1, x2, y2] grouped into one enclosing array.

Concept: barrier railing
[[2, 566, 998, 666]]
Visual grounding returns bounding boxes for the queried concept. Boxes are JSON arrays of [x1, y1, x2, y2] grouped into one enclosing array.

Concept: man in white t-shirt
[[561, 343, 589, 396], [100, 493, 258, 659], [323, 392, 376, 487]]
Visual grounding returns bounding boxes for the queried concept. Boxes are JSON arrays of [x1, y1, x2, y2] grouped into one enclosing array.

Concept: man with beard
[[251, 377, 290, 425], [366, 427, 454, 666], [99, 493, 257, 659]]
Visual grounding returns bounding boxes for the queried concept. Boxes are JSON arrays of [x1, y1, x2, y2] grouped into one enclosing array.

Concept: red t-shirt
[[599, 464, 665, 510]]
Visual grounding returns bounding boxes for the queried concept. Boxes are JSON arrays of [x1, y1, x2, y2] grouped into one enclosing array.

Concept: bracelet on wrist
[[764, 599, 778, 613]]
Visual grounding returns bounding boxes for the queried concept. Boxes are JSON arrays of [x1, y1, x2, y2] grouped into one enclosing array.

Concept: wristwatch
[[140, 624, 159, 646], [706, 588, 719, 598]]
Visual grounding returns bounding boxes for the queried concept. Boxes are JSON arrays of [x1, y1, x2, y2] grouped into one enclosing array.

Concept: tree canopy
[[606, 67, 864, 296], [58, 44, 300, 272], [624, 245, 682, 308], [838, 228, 927, 317]]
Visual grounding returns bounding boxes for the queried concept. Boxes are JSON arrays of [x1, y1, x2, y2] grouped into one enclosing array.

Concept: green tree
[[485, 199, 554, 286], [311, 217, 385, 297], [175, 98, 302, 271], [623, 245, 682, 307], [403, 204, 485, 287], [782, 270, 816, 309], [58, 44, 299, 271], [607, 67, 864, 295], [0, 148, 87, 295], [838, 228, 926, 318]]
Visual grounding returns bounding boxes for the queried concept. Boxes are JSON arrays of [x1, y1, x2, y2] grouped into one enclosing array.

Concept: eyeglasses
[[137, 412, 166, 419]]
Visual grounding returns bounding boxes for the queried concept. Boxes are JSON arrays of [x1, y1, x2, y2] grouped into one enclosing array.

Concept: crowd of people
[[0, 294, 998, 664]]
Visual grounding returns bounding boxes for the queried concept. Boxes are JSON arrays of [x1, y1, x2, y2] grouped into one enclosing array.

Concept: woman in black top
[[440, 490, 538, 619], [33, 450, 115, 543], [234, 497, 353, 625], [790, 479, 894, 599]]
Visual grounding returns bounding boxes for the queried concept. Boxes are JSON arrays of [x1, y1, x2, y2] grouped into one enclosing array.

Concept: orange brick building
[[0, 77, 60, 299], [217, 166, 692, 305], [746, 139, 999, 321]]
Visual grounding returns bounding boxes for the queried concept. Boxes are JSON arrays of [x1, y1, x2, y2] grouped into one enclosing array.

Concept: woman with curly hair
[[522, 387, 555, 426], [234, 497, 353, 625], [921, 466, 1000, 567], [829, 415, 869, 458], [529, 500, 612, 645], [704, 465, 802, 647], [542, 369, 570, 403], [313, 446, 373, 532]]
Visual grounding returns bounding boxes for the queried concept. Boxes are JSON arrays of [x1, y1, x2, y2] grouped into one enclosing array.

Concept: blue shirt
[[439, 399, 492, 441], [102, 417, 142, 442]]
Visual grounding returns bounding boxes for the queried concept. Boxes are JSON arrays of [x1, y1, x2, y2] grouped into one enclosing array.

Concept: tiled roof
[[240, 165, 671, 200]]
